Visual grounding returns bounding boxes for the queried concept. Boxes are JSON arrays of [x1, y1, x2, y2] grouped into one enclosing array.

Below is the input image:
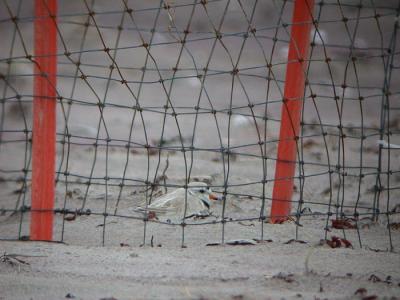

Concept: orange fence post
[[30, 0, 57, 240], [270, 0, 314, 223]]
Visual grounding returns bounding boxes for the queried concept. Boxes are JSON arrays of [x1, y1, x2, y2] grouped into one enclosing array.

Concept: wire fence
[[0, 0, 399, 249]]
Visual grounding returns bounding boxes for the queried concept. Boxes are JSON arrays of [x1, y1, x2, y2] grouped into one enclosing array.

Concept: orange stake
[[270, 0, 314, 223], [30, 0, 57, 240]]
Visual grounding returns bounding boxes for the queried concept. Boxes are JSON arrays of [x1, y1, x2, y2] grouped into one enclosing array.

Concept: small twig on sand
[[1, 253, 29, 266], [142, 154, 170, 195], [96, 221, 118, 228], [238, 221, 255, 227], [0, 252, 46, 271], [161, 154, 169, 193]]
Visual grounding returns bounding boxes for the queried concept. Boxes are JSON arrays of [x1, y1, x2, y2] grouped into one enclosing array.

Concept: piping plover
[[138, 182, 220, 223]]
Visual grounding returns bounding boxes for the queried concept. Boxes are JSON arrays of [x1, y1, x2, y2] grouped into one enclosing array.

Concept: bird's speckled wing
[[147, 188, 185, 210], [150, 188, 208, 221]]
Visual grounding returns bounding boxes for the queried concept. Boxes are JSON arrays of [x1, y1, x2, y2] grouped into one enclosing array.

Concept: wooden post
[[270, 0, 314, 223], [30, 0, 57, 240]]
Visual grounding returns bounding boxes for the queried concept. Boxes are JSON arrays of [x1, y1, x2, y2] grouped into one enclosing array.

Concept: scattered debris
[[272, 272, 295, 283], [226, 239, 257, 246], [119, 243, 130, 247], [268, 217, 297, 224], [147, 211, 157, 220], [190, 213, 214, 220], [65, 293, 76, 299], [206, 242, 221, 247], [366, 247, 388, 253], [300, 207, 316, 215], [361, 295, 377, 300], [0, 252, 46, 273], [354, 288, 367, 296], [206, 239, 258, 246], [385, 275, 393, 284], [367, 274, 392, 284], [238, 221, 255, 227], [284, 239, 307, 245], [368, 274, 381, 283], [64, 212, 77, 222], [253, 239, 273, 243], [389, 223, 400, 231], [322, 236, 353, 248], [152, 135, 192, 147], [331, 219, 357, 229], [220, 277, 249, 283], [96, 221, 118, 228]]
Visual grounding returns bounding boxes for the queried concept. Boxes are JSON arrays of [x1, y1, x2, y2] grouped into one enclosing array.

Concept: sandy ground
[[1, 0, 400, 299], [0, 240, 400, 300]]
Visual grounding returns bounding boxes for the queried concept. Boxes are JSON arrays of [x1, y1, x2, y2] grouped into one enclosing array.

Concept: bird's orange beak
[[209, 193, 220, 201]]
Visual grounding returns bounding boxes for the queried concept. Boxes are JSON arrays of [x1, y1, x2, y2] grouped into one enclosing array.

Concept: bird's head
[[187, 181, 221, 208]]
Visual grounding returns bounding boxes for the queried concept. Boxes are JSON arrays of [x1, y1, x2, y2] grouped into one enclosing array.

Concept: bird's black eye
[[199, 189, 205, 193]]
